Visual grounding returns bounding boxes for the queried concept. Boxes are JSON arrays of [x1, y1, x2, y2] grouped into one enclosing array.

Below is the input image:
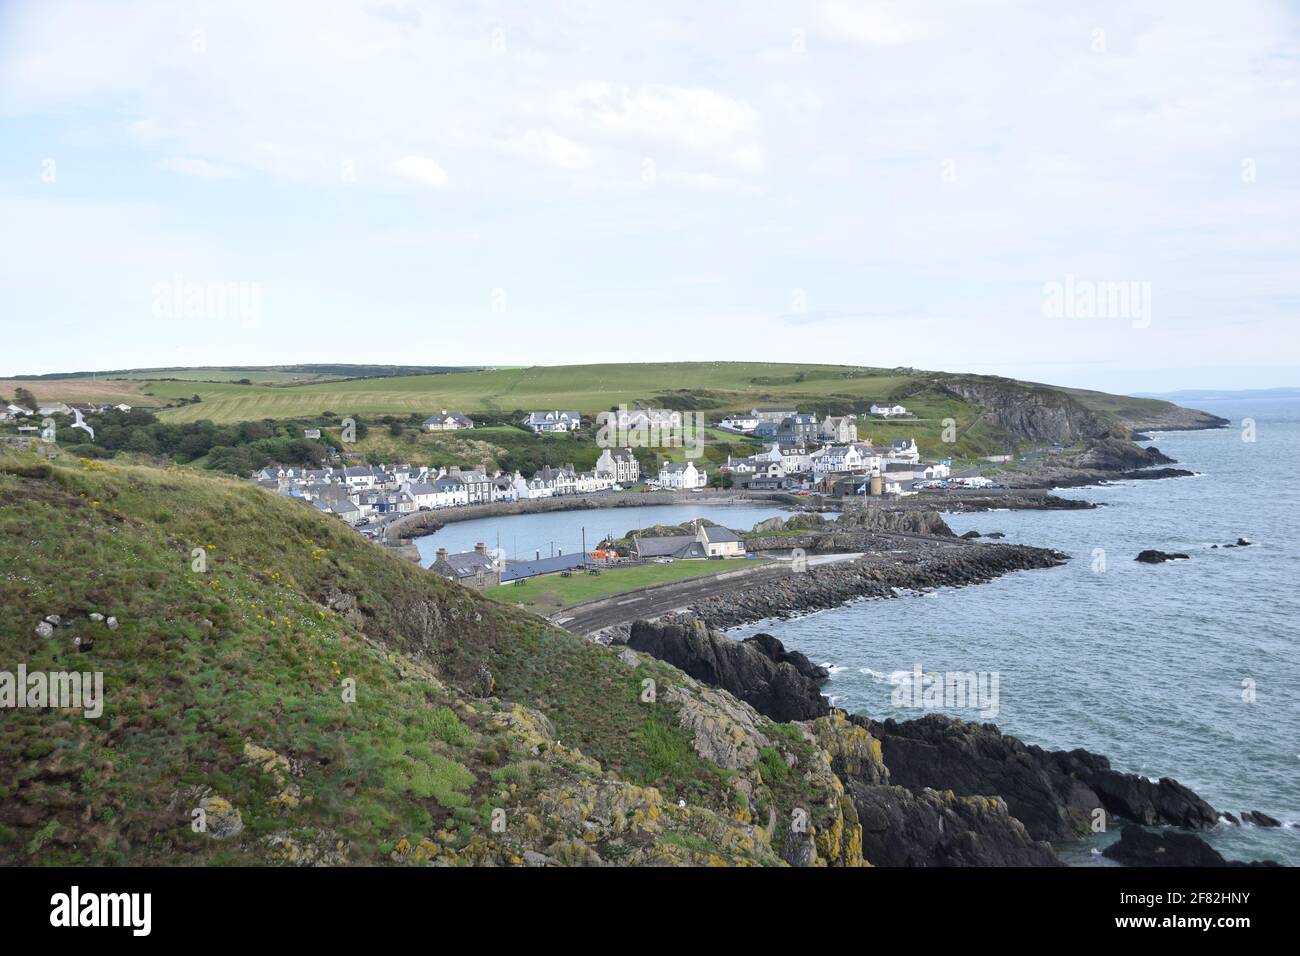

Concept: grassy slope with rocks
[[0, 446, 867, 866]]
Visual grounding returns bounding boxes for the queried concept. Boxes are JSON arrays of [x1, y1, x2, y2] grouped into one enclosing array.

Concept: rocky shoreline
[[616, 619, 1279, 867], [679, 541, 1068, 631]]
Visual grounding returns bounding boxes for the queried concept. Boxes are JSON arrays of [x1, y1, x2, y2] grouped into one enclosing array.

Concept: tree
[[14, 387, 38, 411]]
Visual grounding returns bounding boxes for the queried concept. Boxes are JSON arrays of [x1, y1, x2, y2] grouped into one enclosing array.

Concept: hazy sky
[[1, 0, 1297, 393]]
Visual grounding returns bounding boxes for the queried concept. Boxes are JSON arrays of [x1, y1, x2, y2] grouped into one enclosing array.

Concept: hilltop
[[0, 363, 1226, 461]]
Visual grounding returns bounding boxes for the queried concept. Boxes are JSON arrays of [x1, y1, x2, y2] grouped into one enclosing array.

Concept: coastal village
[[220, 403, 1006, 589]]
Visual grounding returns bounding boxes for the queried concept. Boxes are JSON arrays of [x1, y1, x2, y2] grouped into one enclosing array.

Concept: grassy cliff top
[[0, 445, 865, 866]]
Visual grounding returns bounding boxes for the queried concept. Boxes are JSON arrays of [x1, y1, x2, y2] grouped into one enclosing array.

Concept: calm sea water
[[410, 402, 1298, 864], [729, 398, 1300, 865]]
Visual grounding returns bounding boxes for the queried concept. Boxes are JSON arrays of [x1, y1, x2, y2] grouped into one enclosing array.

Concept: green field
[[486, 558, 762, 611], [3, 361, 1205, 465], [147, 363, 921, 424]]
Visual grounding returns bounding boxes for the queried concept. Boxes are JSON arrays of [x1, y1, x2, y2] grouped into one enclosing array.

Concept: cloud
[[507, 129, 592, 171], [816, 0, 936, 47], [559, 82, 763, 172], [392, 155, 450, 189], [158, 157, 239, 179]]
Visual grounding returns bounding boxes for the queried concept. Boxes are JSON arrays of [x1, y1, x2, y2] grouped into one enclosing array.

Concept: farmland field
[[147, 363, 924, 424], [0, 377, 149, 404]]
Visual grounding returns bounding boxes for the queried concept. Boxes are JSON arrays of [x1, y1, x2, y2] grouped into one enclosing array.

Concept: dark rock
[[741, 632, 829, 681], [848, 782, 1062, 867], [960, 530, 981, 539], [857, 713, 1218, 842], [627, 619, 830, 722], [1221, 812, 1239, 825], [685, 543, 1067, 631], [1136, 550, 1190, 563], [1241, 810, 1281, 827], [984, 532, 1006, 539], [1102, 825, 1279, 867], [1236, 537, 1252, 547], [1075, 437, 1175, 470]]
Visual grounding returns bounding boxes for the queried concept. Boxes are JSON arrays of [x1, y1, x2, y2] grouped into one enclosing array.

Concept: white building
[[595, 447, 640, 484], [657, 460, 708, 489], [523, 410, 581, 433], [811, 444, 866, 475], [871, 403, 908, 418], [887, 438, 920, 463], [423, 410, 475, 431], [718, 416, 759, 432]]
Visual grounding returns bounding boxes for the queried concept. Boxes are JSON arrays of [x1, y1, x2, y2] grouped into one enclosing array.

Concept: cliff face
[[922, 375, 1122, 444]]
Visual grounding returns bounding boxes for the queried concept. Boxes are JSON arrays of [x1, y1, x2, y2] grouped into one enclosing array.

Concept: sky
[[1, 0, 1297, 394]]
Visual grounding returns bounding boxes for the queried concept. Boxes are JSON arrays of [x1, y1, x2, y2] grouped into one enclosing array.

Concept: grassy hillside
[[4, 363, 1216, 462], [0, 446, 864, 866]]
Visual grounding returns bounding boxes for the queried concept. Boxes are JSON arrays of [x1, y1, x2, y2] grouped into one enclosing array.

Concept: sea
[[414, 399, 1299, 865], [728, 398, 1300, 866]]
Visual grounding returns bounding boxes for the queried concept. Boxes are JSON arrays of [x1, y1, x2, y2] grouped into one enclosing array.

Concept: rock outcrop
[[857, 714, 1219, 841], [1136, 550, 1190, 563], [684, 543, 1067, 630], [850, 784, 1063, 867], [834, 507, 953, 536], [1102, 825, 1278, 867], [626, 620, 831, 722], [806, 713, 1061, 866]]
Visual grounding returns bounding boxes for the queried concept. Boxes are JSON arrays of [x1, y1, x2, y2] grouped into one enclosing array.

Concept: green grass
[[148, 362, 908, 424], [485, 558, 762, 610], [0, 446, 846, 866]]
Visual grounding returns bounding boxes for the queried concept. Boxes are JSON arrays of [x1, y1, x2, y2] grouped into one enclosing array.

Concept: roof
[[424, 411, 474, 426], [500, 552, 587, 581], [700, 525, 742, 544], [633, 534, 697, 557], [436, 551, 497, 578]]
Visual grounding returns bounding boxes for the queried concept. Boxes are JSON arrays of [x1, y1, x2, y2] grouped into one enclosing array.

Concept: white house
[[871, 403, 908, 418], [779, 447, 814, 474], [573, 470, 613, 494], [811, 444, 866, 475], [535, 464, 578, 496], [887, 438, 920, 463], [718, 416, 759, 432], [341, 465, 379, 489], [423, 410, 475, 431], [431, 475, 470, 507], [658, 460, 708, 489], [595, 447, 640, 484], [523, 410, 581, 433], [615, 408, 680, 430]]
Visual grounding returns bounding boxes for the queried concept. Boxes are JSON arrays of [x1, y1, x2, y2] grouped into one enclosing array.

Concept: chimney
[[436, 547, 448, 561], [474, 542, 486, 555]]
